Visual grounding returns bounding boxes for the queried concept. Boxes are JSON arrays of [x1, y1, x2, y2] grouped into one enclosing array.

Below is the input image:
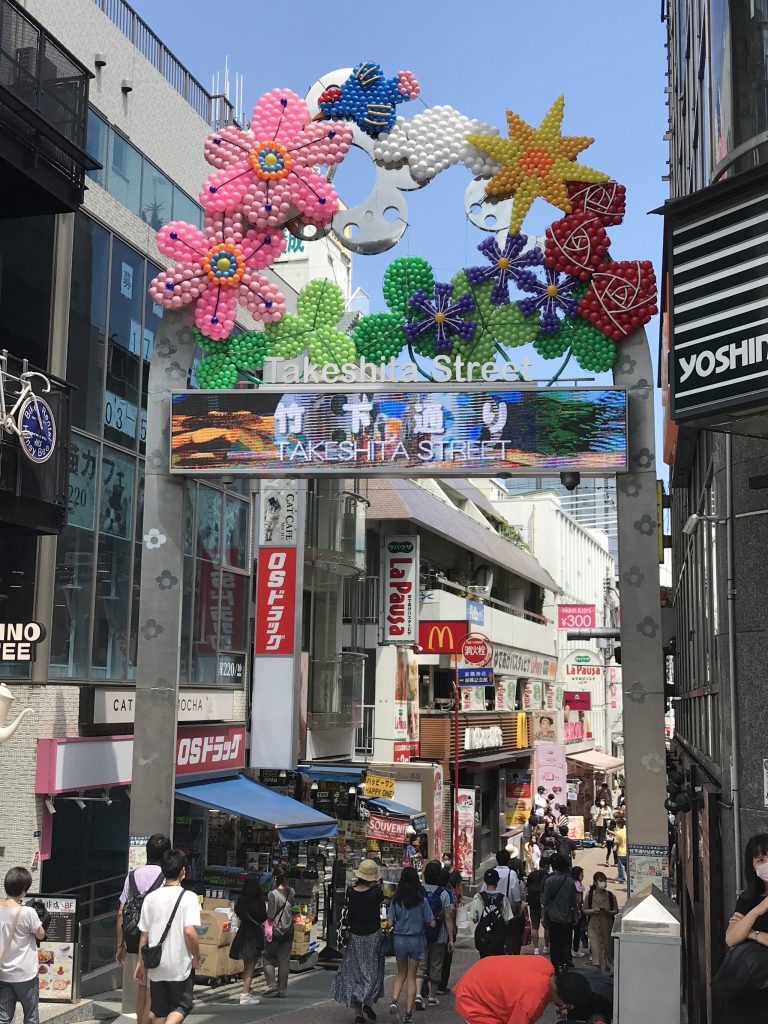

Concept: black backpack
[[474, 892, 506, 956], [123, 871, 164, 953]]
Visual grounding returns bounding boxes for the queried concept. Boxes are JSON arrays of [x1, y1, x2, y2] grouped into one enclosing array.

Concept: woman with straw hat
[[330, 860, 386, 1023]]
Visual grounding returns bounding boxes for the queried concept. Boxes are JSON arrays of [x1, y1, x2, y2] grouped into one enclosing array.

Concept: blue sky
[[133, 1, 668, 459]]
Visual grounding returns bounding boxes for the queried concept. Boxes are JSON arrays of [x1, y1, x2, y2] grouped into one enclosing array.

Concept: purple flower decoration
[[517, 267, 581, 334], [403, 282, 476, 354], [466, 232, 543, 305]]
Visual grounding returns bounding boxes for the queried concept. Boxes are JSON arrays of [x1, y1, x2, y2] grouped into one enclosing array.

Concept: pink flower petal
[[149, 267, 208, 310], [199, 161, 253, 214], [203, 211, 248, 250], [203, 125, 255, 170], [287, 167, 339, 227], [241, 179, 295, 232], [241, 228, 287, 270], [156, 221, 207, 262], [195, 285, 237, 340], [240, 270, 286, 323], [290, 120, 354, 168], [397, 70, 420, 99], [250, 88, 309, 147]]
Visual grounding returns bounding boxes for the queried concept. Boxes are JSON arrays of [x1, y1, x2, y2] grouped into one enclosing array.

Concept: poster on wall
[[546, 685, 564, 711], [258, 480, 299, 547], [433, 765, 444, 860], [522, 680, 544, 710], [395, 647, 420, 752], [505, 769, 532, 829], [381, 536, 419, 644], [628, 843, 669, 897], [532, 709, 563, 744], [534, 744, 567, 801], [455, 788, 475, 880], [460, 686, 486, 711]]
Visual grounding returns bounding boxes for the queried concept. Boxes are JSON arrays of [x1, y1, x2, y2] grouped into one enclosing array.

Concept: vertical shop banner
[[395, 647, 420, 754], [495, 677, 517, 712], [34, 896, 77, 1002], [532, 709, 563, 744], [455, 788, 476, 880], [380, 535, 419, 644], [522, 680, 544, 710], [254, 547, 297, 655], [505, 769, 532, 829], [460, 686, 486, 711], [545, 684, 564, 711], [533, 744, 567, 802], [258, 480, 300, 546], [433, 765, 444, 860]]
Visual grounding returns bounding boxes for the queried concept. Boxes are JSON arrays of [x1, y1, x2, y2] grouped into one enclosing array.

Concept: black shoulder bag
[[141, 890, 187, 969]]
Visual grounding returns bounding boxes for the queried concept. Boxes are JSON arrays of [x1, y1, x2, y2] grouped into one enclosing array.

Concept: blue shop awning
[[298, 765, 365, 784], [176, 775, 338, 842], [365, 797, 421, 818]]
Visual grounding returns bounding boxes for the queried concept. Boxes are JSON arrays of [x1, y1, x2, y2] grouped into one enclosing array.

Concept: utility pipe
[[725, 433, 742, 893]]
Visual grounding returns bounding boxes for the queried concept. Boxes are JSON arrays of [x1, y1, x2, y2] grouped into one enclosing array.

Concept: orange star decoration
[[466, 96, 610, 233]]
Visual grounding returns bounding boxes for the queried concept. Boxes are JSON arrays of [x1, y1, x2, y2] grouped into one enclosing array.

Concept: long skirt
[[588, 914, 613, 969], [330, 932, 385, 1008]]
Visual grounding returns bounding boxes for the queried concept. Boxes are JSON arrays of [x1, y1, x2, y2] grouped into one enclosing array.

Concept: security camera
[[560, 472, 581, 492], [682, 514, 700, 536]]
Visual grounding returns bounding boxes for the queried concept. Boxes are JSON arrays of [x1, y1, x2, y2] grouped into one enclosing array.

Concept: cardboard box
[[194, 910, 232, 947], [203, 898, 232, 912], [197, 943, 243, 977]]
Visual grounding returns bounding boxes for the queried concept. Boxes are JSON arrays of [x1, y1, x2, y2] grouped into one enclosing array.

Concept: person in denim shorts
[[386, 868, 435, 1024]]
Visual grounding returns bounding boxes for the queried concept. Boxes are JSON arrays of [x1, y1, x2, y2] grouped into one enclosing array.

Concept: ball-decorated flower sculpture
[[264, 278, 356, 366], [318, 62, 420, 137], [193, 328, 272, 389], [403, 282, 477, 356], [352, 257, 435, 365]]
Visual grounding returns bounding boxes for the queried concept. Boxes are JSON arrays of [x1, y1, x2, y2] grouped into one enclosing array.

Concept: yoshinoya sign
[[380, 536, 419, 645], [665, 172, 768, 426], [0, 622, 46, 662], [493, 644, 557, 681], [93, 688, 235, 725], [562, 649, 603, 680], [170, 386, 628, 477]]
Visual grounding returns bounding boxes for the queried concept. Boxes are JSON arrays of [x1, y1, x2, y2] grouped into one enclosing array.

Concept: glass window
[[0, 216, 54, 368], [141, 160, 173, 231], [218, 571, 248, 652], [107, 131, 142, 217], [223, 496, 248, 569], [86, 109, 108, 187], [0, 534, 37, 679], [50, 525, 95, 679], [173, 186, 203, 228], [128, 464, 145, 680], [105, 239, 142, 449], [197, 487, 221, 561], [67, 435, 99, 531], [192, 558, 219, 684], [99, 446, 134, 538], [68, 215, 108, 435], [140, 267, 163, 454]]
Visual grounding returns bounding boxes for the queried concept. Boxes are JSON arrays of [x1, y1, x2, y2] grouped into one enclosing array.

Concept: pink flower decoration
[[397, 71, 420, 100], [200, 87, 353, 231], [148, 213, 286, 340]]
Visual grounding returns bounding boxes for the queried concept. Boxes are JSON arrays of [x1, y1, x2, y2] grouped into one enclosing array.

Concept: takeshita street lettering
[[148, 68, 657, 394]]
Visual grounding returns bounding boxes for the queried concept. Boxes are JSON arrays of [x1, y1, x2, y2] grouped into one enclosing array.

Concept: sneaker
[[363, 1007, 377, 1021], [403, 1016, 413, 1024], [389, 1001, 399, 1017], [414, 996, 425, 1011], [542, 946, 550, 954], [427, 998, 439, 1007], [573, 950, 586, 959], [533, 947, 541, 955], [239, 994, 260, 1005]]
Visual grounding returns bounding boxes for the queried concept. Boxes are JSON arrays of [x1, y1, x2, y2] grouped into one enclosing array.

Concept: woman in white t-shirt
[[0, 866, 46, 1024]]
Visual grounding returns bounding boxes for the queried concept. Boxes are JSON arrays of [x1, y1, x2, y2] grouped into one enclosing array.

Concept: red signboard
[[255, 546, 296, 655], [175, 723, 246, 776], [418, 621, 468, 653], [393, 741, 420, 763], [557, 604, 596, 629], [461, 632, 493, 666], [564, 690, 592, 712], [367, 813, 410, 844]]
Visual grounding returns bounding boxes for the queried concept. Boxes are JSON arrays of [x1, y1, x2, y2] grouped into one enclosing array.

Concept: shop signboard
[[258, 480, 300, 546], [466, 599, 485, 626], [0, 622, 46, 662], [394, 647, 420, 748], [505, 769, 532, 829], [31, 895, 77, 1002], [522, 680, 544, 710], [455, 788, 476, 880], [417, 620, 467, 653], [457, 666, 494, 687], [94, 688, 236, 724], [170, 387, 628, 476], [460, 687, 485, 711], [175, 723, 246, 776], [254, 547, 297, 655], [367, 813, 410, 844], [495, 677, 517, 712], [394, 741, 419, 762], [545, 685, 565, 711], [562, 649, 603, 681], [493, 645, 557, 682], [381, 536, 419, 645], [564, 690, 592, 712], [534, 743, 567, 801], [411, 813, 428, 834], [532, 709, 563, 744], [433, 765, 443, 859], [364, 773, 395, 799], [557, 604, 596, 629]]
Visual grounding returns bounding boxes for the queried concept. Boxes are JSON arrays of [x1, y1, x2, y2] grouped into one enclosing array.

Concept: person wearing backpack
[[117, 834, 170, 1024], [471, 869, 513, 958], [541, 854, 579, 972], [584, 871, 618, 970], [262, 867, 295, 998], [134, 849, 201, 1024], [524, 864, 549, 956], [555, 825, 576, 869], [415, 860, 454, 1009]]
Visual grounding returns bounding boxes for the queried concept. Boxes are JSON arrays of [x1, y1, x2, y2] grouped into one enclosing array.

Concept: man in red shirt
[[453, 957, 601, 1024]]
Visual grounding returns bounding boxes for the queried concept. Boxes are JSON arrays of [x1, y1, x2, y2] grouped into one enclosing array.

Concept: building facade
[[662, 3, 768, 1022]]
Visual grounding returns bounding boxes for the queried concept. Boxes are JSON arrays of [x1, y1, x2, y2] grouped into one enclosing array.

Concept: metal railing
[[47, 873, 124, 978], [355, 704, 375, 755], [92, 0, 233, 128], [343, 575, 379, 623]]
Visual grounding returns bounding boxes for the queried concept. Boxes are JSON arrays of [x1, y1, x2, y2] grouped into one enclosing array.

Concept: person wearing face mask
[[584, 872, 618, 971], [595, 799, 612, 846], [724, 833, 768, 1021]]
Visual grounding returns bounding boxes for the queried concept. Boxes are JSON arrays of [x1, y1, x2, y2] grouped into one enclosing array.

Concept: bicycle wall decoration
[[0, 352, 57, 464]]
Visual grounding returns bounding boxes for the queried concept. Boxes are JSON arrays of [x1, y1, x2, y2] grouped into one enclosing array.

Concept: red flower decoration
[[567, 180, 626, 225], [578, 260, 657, 340], [545, 212, 610, 281]]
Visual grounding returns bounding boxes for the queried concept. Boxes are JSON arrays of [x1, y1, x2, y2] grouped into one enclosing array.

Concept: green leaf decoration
[[194, 353, 238, 389], [538, 314, 617, 372], [297, 278, 346, 327], [228, 331, 272, 371], [382, 256, 435, 319], [264, 278, 351, 365], [353, 311, 407, 365], [265, 313, 309, 360], [352, 256, 436, 365]]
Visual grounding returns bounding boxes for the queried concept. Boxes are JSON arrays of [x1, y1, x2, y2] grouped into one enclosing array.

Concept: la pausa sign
[[381, 536, 419, 644], [562, 649, 602, 679]]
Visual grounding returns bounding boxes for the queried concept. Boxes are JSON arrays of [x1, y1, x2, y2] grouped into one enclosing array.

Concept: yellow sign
[[364, 773, 395, 799]]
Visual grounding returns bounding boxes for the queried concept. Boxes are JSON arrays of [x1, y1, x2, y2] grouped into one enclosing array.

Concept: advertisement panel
[[258, 480, 300, 546], [532, 709, 563, 744], [455, 788, 476, 880], [557, 604, 596, 629], [175, 723, 246, 776], [170, 387, 628, 476], [495, 677, 517, 712], [254, 547, 297, 655], [505, 769, 532, 829], [33, 896, 77, 1002], [628, 843, 668, 897], [522, 680, 544, 710], [534, 743, 567, 801], [562, 649, 603, 681], [94, 688, 235, 724], [393, 741, 419, 763], [394, 647, 420, 749], [564, 690, 592, 712], [364, 773, 395, 799], [433, 765, 444, 860], [367, 813, 410, 845], [418, 620, 467, 653], [494, 645, 557, 682], [381, 536, 419, 645]]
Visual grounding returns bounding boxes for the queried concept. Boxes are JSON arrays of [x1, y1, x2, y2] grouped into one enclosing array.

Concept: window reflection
[[107, 132, 142, 217], [50, 526, 94, 679], [106, 240, 142, 449], [68, 216, 108, 435]]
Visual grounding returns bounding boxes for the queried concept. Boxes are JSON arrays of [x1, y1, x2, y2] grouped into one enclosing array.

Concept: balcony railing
[[92, 0, 234, 128], [355, 704, 375, 755], [306, 489, 367, 576], [343, 575, 379, 623]]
